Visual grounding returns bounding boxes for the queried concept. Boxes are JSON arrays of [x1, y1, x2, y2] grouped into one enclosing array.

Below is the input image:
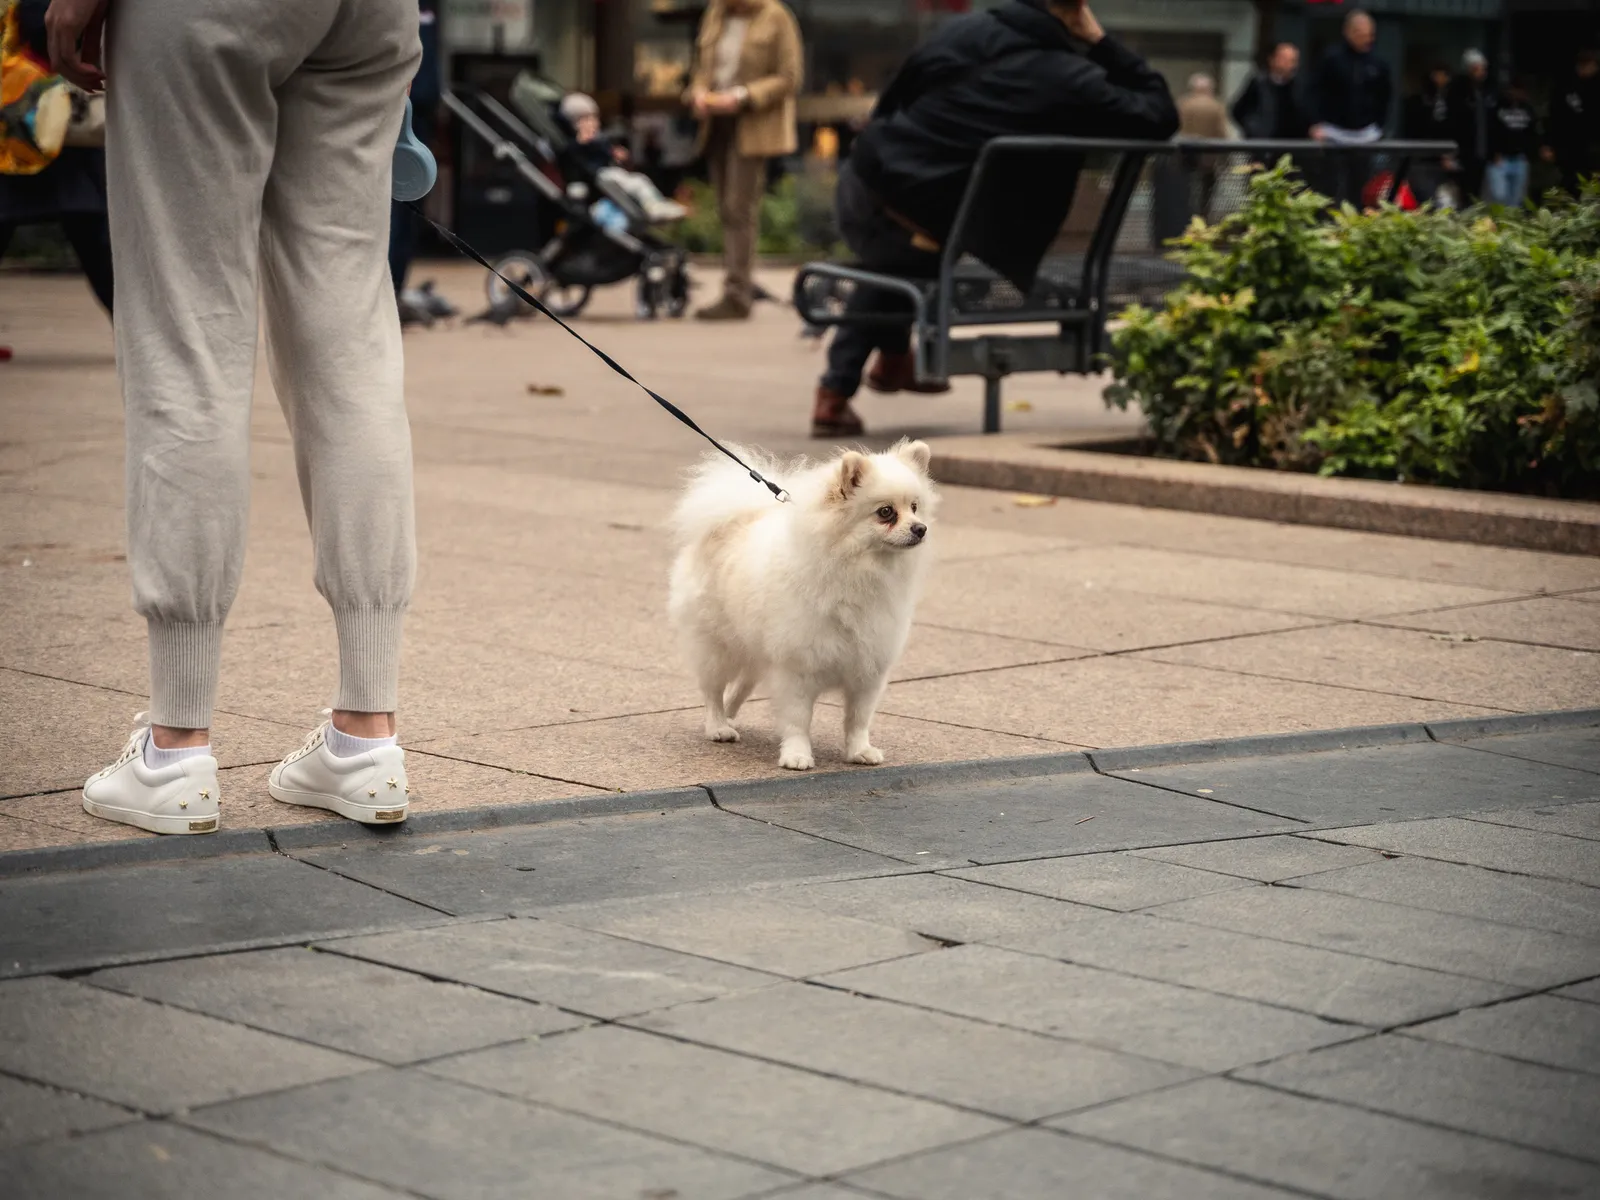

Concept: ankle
[[152, 725, 210, 750], [331, 710, 395, 739]]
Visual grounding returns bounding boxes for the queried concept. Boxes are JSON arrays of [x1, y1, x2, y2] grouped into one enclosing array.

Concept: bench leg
[[983, 376, 1003, 435]]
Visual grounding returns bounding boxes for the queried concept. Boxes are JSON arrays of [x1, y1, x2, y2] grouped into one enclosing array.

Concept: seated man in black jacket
[[813, 0, 1178, 437]]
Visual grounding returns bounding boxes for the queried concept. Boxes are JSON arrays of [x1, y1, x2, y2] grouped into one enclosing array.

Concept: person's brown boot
[[811, 387, 865, 438], [694, 296, 752, 321], [865, 350, 952, 395]]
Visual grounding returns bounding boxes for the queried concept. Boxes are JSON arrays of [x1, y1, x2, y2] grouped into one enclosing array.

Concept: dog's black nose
[[909, 522, 927, 540]]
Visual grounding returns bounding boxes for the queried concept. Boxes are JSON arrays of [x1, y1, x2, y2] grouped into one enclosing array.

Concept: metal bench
[[793, 136, 1456, 434]]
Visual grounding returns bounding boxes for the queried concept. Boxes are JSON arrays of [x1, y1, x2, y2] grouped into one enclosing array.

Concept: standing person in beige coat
[[685, 0, 802, 321], [1178, 72, 1231, 219]]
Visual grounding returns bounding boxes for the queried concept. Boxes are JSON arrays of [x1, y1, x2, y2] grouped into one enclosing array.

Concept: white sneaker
[[269, 717, 409, 825], [83, 713, 221, 836]]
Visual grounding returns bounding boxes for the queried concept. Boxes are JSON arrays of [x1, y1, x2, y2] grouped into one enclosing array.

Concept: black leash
[[407, 202, 789, 503]]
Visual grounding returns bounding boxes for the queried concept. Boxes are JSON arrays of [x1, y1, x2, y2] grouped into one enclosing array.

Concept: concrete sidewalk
[[1, 717, 1597, 1198], [2, 264, 1599, 854]]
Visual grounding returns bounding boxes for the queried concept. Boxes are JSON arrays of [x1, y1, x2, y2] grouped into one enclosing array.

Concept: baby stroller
[[441, 75, 690, 320]]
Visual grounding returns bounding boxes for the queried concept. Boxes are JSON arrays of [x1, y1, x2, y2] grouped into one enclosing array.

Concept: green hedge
[[1104, 163, 1600, 497], [666, 170, 843, 259]]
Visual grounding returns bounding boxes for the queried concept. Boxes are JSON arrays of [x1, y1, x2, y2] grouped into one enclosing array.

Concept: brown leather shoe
[[694, 296, 752, 321], [811, 386, 865, 438], [865, 350, 952, 395]]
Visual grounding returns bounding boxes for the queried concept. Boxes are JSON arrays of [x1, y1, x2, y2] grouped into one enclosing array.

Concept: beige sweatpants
[[106, 0, 421, 729]]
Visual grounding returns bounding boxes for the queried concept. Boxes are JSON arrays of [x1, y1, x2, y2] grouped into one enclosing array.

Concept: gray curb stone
[[4, 710, 1594, 879]]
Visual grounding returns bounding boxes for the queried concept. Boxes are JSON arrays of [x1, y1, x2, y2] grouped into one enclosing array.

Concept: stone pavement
[[1, 716, 1598, 1198], [3, 265, 1600, 855]]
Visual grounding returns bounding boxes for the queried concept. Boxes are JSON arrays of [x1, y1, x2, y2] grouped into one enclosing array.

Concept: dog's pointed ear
[[895, 439, 932, 474], [834, 451, 869, 499]]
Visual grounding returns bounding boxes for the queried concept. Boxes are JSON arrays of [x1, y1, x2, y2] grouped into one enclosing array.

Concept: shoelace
[[89, 711, 152, 782], [283, 711, 332, 766]]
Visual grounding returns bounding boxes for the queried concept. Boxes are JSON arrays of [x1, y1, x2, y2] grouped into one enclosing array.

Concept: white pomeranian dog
[[668, 440, 938, 771]]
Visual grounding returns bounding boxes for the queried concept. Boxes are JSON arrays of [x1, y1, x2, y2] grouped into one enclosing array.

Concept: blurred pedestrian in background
[[1311, 9, 1392, 207], [684, 0, 802, 322], [1403, 63, 1456, 205], [1449, 49, 1495, 203], [1487, 78, 1538, 208], [1177, 72, 1229, 219], [1231, 43, 1310, 142], [813, 0, 1176, 437], [1545, 49, 1600, 197], [0, 0, 112, 315]]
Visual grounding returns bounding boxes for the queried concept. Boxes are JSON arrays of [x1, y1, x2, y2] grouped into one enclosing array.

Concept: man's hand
[[1056, 0, 1104, 46], [1311, 124, 1330, 143], [45, 0, 110, 92], [703, 90, 742, 116], [1541, 146, 1557, 164], [689, 88, 712, 119]]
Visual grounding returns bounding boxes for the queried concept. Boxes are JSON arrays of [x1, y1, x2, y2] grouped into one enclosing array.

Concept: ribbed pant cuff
[[148, 620, 225, 729], [333, 606, 406, 713]]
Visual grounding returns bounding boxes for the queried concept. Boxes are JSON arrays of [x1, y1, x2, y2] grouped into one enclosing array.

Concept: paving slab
[[949, 852, 1255, 911], [425, 1023, 1005, 1176], [289, 804, 895, 917], [0, 1073, 134, 1150], [1152, 885, 1600, 987], [996, 910, 1517, 1026], [1376, 596, 1600, 652], [1558, 979, 1600, 1004], [713, 768, 1296, 868], [1440, 726, 1600, 776], [1131, 833, 1387, 881], [1407, 995, 1600, 1075], [0, 1122, 413, 1200], [320, 916, 775, 1019], [185, 1067, 791, 1199], [1464, 801, 1600, 842], [767, 872, 1105, 946], [0, 852, 439, 978], [1102, 740, 1600, 825], [879, 654, 1489, 750], [1140, 623, 1600, 713], [631, 981, 1196, 1121], [0, 977, 371, 1113], [1290, 853, 1600, 938], [1054, 1076, 1600, 1200], [1239, 1034, 1600, 1163], [1314, 818, 1600, 887], [820, 944, 1359, 1072], [89, 946, 585, 1065], [845, 1127, 1301, 1200], [539, 892, 939, 977]]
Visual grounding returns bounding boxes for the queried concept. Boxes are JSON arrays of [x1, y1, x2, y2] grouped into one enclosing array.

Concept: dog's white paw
[[706, 723, 740, 743], [778, 748, 815, 771], [847, 744, 885, 766]]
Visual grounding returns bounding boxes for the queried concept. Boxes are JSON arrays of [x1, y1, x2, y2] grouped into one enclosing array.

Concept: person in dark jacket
[[1403, 64, 1456, 205], [1545, 49, 1600, 197], [813, 0, 1177, 437], [1310, 9, 1392, 207], [1448, 49, 1495, 203], [1231, 42, 1311, 141], [1486, 79, 1538, 208]]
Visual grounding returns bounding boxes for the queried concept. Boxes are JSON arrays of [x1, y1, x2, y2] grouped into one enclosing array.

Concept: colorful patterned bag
[[0, 0, 72, 174]]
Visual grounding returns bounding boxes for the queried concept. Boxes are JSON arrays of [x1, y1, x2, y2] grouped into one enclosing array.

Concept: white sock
[[325, 723, 397, 759], [144, 738, 211, 769]]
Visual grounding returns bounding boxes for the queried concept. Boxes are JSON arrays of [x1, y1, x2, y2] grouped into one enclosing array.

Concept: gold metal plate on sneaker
[[373, 809, 406, 822], [188, 817, 219, 832]]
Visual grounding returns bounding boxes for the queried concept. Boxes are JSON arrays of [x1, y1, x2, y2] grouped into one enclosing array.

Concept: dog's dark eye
[[876, 505, 896, 522], [911, 502, 919, 514]]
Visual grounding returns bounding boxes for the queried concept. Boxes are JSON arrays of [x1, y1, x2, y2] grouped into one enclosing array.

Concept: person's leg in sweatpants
[[261, 2, 419, 739]]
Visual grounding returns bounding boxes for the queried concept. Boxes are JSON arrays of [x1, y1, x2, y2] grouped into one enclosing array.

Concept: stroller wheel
[[541, 283, 592, 319], [485, 251, 546, 314], [666, 266, 691, 320]]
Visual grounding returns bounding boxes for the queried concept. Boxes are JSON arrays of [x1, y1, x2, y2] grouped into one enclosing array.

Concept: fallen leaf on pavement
[[527, 383, 566, 395], [1006, 400, 1034, 412], [1012, 494, 1057, 508]]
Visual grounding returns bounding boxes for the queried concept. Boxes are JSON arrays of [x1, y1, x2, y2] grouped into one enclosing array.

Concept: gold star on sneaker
[[180, 799, 188, 809], [387, 777, 399, 789], [367, 788, 377, 797], [199, 789, 210, 799]]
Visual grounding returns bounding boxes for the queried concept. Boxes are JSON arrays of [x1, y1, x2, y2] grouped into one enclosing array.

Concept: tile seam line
[[1222, 1075, 1600, 1168]]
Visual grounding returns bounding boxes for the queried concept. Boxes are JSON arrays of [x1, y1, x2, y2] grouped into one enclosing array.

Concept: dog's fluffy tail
[[670, 446, 794, 548]]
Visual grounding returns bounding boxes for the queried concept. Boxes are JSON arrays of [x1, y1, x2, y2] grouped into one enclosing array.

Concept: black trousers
[[819, 164, 939, 400], [0, 214, 115, 315]]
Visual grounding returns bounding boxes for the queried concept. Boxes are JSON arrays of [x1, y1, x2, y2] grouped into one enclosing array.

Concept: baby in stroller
[[557, 93, 686, 231]]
